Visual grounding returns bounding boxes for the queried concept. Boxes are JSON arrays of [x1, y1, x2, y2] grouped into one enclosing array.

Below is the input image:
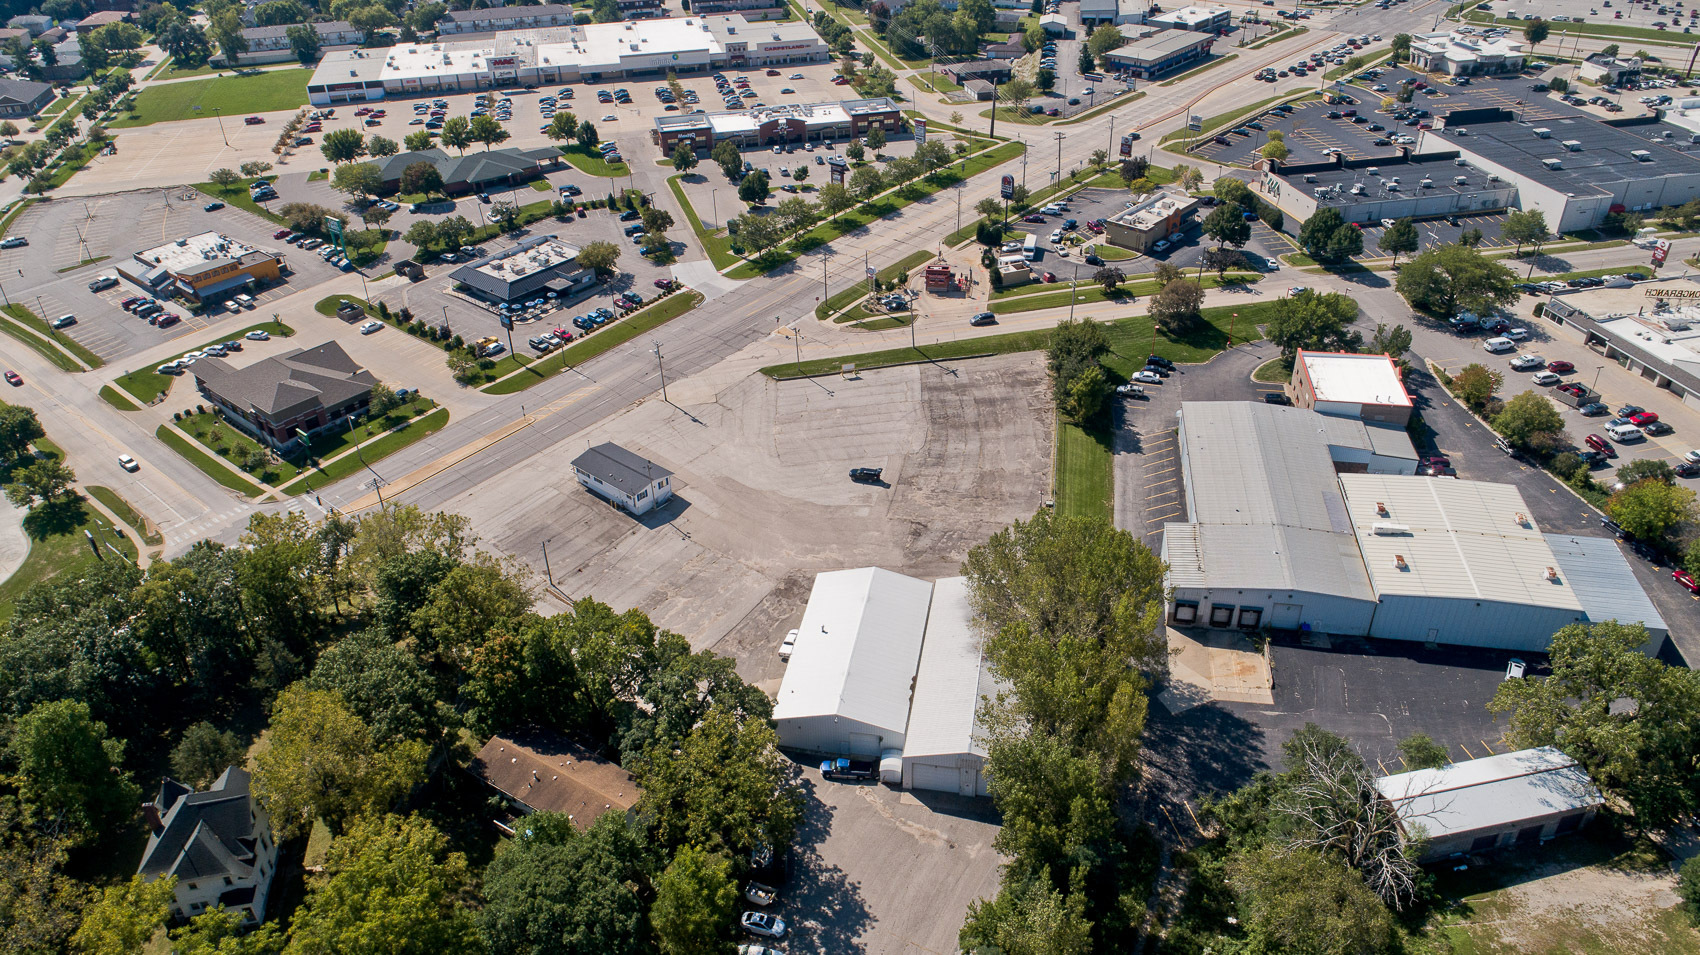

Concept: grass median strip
[[762, 302, 1272, 378], [559, 143, 630, 177], [84, 485, 164, 547], [98, 385, 138, 411], [155, 425, 266, 497], [1160, 93, 1298, 145], [0, 198, 35, 237], [667, 175, 741, 271], [3, 304, 103, 368], [194, 175, 284, 225], [484, 291, 704, 395], [816, 249, 937, 320], [1160, 55, 1239, 87], [55, 255, 111, 273], [281, 408, 450, 495], [0, 309, 83, 372], [1056, 417, 1113, 521], [992, 274, 1259, 312], [109, 68, 311, 128], [116, 320, 294, 405]]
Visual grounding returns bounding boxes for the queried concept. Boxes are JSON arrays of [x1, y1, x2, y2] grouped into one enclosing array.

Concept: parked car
[[360, 320, 383, 334], [740, 912, 787, 940], [1531, 371, 1561, 385], [1131, 370, 1163, 385], [1504, 658, 1527, 680], [849, 467, 883, 483], [1548, 360, 1575, 374], [203, 201, 224, 212]]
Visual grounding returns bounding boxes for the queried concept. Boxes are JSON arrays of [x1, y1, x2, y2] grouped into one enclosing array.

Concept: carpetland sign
[[914, 118, 926, 144]]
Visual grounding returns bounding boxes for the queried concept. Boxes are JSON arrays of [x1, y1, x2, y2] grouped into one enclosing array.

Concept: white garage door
[[909, 761, 958, 793]]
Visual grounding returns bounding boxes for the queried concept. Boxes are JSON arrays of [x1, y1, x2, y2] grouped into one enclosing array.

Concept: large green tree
[[288, 813, 480, 955], [1502, 208, 1549, 255], [0, 404, 45, 460], [170, 721, 247, 788], [1452, 362, 1502, 410], [8, 700, 140, 845], [1492, 390, 1566, 451], [632, 705, 803, 857], [479, 813, 651, 955], [962, 511, 1166, 783], [1607, 478, 1697, 541], [1202, 201, 1252, 253], [438, 116, 473, 155], [650, 845, 739, 955], [1265, 289, 1360, 358], [320, 128, 368, 164], [70, 875, 175, 955], [1394, 243, 1518, 316], [305, 630, 447, 747], [1489, 621, 1700, 826], [1228, 847, 1399, 955], [959, 874, 1093, 955], [1377, 217, 1419, 264], [469, 113, 510, 150], [331, 160, 382, 198], [1299, 208, 1365, 263]]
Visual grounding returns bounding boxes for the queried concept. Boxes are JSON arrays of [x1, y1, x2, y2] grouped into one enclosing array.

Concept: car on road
[[360, 320, 383, 334], [117, 454, 139, 472], [1, 236, 28, 248], [740, 912, 787, 940], [246, 329, 270, 341], [1548, 360, 1575, 374], [3, 370, 19, 386], [1531, 371, 1561, 385], [1131, 370, 1163, 385], [203, 201, 224, 211], [1509, 354, 1545, 370], [970, 311, 996, 326], [849, 467, 883, 483]]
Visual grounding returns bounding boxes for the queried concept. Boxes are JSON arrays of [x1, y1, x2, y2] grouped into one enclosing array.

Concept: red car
[[355, 107, 372, 116], [552, 326, 575, 341], [244, 115, 264, 125], [1548, 360, 1575, 374], [1629, 411, 1660, 427], [1584, 434, 1617, 457], [371, 109, 386, 117], [274, 228, 292, 239], [1041, 271, 1057, 282], [4, 370, 19, 386], [1023, 214, 1046, 223], [1675, 569, 1700, 594], [766, 69, 781, 75], [303, 123, 322, 132]]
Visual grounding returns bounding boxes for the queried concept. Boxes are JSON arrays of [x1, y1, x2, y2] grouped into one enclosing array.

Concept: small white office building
[[570, 442, 674, 516], [1376, 747, 1603, 861], [773, 568, 935, 757]]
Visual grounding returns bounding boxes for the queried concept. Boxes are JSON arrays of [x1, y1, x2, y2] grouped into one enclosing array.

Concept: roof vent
[[1375, 501, 1387, 515], [1394, 554, 1409, 570], [1545, 566, 1558, 580], [1372, 522, 1411, 535]]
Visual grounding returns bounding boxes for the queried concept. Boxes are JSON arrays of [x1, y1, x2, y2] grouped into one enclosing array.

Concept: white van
[[1606, 422, 1644, 442], [1483, 337, 1515, 353]]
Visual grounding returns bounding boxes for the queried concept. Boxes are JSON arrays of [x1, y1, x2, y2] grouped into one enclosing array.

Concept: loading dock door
[[910, 762, 956, 792], [1271, 603, 1302, 629]]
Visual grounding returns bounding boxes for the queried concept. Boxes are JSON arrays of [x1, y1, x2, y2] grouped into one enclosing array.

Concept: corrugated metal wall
[[1369, 596, 1585, 650]]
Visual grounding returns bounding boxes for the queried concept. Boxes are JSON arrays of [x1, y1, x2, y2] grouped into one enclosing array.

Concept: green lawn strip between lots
[[559, 143, 631, 177], [193, 175, 284, 225], [280, 408, 450, 496], [484, 291, 705, 394], [175, 411, 302, 485], [1055, 417, 1114, 521], [992, 272, 1260, 307], [0, 309, 83, 372], [1160, 54, 1240, 87], [83, 485, 164, 547], [0, 199, 35, 236], [1056, 90, 1147, 127], [763, 302, 1272, 378], [0, 496, 137, 626], [56, 255, 112, 273], [725, 141, 1026, 279], [108, 68, 312, 128], [1465, 12, 1700, 45], [2, 304, 104, 368], [38, 140, 104, 192], [153, 424, 266, 497], [98, 385, 138, 411], [667, 175, 741, 271], [1160, 93, 1305, 145], [115, 321, 294, 405]]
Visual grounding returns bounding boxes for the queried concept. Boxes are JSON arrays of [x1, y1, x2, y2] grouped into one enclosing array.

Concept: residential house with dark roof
[[71, 10, 132, 30], [0, 76, 53, 118], [137, 766, 279, 925], [192, 341, 378, 450], [571, 441, 674, 515], [469, 731, 643, 833], [366, 144, 563, 196]]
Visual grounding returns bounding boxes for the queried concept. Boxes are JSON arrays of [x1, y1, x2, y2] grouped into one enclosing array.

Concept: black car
[[1263, 392, 1292, 405], [849, 467, 883, 483], [620, 210, 642, 221], [203, 201, 224, 211], [1084, 254, 1103, 265], [1643, 421, 1675, 436], [969, 311, 996, 326], [1146, 354, 1174, 370], [1142, 364, 1170, 378], [1675, 461, 1700, 479]]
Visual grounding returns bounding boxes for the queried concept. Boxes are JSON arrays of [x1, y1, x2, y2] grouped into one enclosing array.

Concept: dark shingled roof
[[0, 75, 51, 107], [470, 731, 640, 831], [366, 145, 560, 189], [571, 442, 672, 497], [192, 340, 376, 419], [138, 766, 265, 885]]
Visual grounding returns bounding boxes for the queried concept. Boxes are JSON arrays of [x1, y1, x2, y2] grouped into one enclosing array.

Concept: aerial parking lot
[[1471, 0, 1700, 34]]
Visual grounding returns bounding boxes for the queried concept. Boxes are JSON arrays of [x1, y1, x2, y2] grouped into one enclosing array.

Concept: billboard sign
[[1120, 134, 1134, 157], [323, 216, 344, 250], [830, 162, 846, 185], [500, 314, 513, 330], [1652, 238, 1671, 265], [914, 117, 927, 144], [1188, 114, 1203, 131], [1001, 173, 1014, 200]]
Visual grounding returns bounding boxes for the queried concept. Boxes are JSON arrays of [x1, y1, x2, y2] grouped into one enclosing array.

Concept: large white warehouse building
[[774, 570, 1003, 797], [1163, 401, 1666, 652]]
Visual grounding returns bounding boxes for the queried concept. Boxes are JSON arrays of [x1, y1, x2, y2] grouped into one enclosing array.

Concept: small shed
[[1375, 746, 1603, 861], [571, 442, 674, 516]]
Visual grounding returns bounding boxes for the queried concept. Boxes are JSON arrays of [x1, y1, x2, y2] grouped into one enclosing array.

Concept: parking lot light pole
[[1594, 365, 1605, 391], [652, 340, 667, 401], [540, 537, 554, 585], [212, 107, 229, 148]]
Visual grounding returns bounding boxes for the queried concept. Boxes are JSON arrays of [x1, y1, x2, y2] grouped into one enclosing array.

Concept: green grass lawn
[[1466, 11, 1700, 44], [1160, 93, 1302, 145], [762, 302, 1272, 378], [108, 68, 312, 128], [38, 94, 77, 116], [667, 175, 741, 271], [1253, 356, 1292, 383], [1056, 417, 1113, 521], [816, 249, 937, 320], [177, 411, 302, 485], [1160, 54, 1239, 87], [991, 274, 1258, 312], [280, 408, 450, 496], [154, 425, 266, 497], [194, 175, 284, 226], [116, 320, 294, 405], [2, 304, 103, 368], [156, 61, 233, 81], [484, 291, 704, 394], [559, 143, 630, 177], [1093, 244, 1136, 261], [98, 385, 138, 411], [38, 140, 105, 191], [314, 295, 372, 317], [0, 496, 137, 626], [56, 254, 111, 273], [83, 485, 164, 547]]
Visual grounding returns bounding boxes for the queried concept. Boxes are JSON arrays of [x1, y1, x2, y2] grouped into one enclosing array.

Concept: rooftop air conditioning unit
[[1454, 175, 1467, 185], [1543, 158, 1563, 169], [1562, 140, 1582, 151], [1421, 178, 1434, 188], [1387, 182, 1400, 191], [1533, 127, 1551, 138], [1367, 166, 1379, 175], [1455, 157, 1467, 166]]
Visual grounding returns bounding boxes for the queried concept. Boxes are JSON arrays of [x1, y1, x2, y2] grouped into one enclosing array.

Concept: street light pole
[[652, 340, 667, 401], [1069, 264, 1080, 321], [540, 537, 554, 586], [213, 107, 229, 148]]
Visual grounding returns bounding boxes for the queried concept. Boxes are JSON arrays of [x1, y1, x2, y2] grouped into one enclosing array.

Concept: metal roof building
[[1543, 534, 1668, 650], [899, 577, 1002, 797], [1375, 746, 1603, 860], [1340, 474, 1589, 649], [774, 568, 935, 758]]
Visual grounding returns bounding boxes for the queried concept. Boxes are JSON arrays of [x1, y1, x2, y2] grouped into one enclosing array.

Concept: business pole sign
[[1188, 114, 1203, 131], [1120, 134, 1134, 157], [1001, 173, 1014, 200], [830, 162, 846, 185], [1652, 238, 1671, 266], [913, 117, 927, 144]]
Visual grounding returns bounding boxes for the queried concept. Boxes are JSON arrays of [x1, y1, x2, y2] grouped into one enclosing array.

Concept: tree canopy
[[1394, 243, 1518, 316], [1265, 290, 1360, 358]]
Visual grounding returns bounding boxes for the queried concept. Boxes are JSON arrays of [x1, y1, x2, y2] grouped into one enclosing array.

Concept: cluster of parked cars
[[120, 295, 181, 329], [525, 284, 670, 353], [156, 329, 272, 375], [1515, 275, 1627, 296], [272, 228, 356, 271]]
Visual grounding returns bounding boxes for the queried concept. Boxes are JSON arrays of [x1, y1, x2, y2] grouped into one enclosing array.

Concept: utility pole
[[792, 323, 803, 374], [1069, 264, 1080, 321], [1054, 131, 1065, 187], [988, 78, 999, 140], [821, 249, 830, 306], [540, 538, 554, 585], [651, 340, 667, 402]]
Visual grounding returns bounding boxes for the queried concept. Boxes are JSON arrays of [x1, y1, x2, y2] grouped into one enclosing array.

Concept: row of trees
[[874, 0, 997, 59], [958, 511, 1170, 952], [0, 502, 802, 952]]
